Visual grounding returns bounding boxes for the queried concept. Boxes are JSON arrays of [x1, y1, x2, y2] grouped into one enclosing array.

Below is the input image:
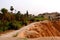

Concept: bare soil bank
[[17, 20, 60, 38]]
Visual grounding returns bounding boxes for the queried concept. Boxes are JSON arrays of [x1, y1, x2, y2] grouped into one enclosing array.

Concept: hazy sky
[[0, 0, 60, 15]]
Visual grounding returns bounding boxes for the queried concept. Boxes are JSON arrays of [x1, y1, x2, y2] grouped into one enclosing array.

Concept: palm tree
[[26, 10, 28, 16], [10, 6, 14, 13], [17, 11, 21, 14]]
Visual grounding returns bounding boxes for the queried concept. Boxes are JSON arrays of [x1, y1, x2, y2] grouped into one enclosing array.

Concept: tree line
[[0, 6, 48, 32]]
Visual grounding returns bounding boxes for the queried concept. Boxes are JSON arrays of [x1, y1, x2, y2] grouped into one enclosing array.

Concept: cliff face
[[17, 20, 60, 38]]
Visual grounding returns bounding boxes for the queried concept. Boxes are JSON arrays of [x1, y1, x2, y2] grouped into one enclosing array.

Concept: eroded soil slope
[[17, 20, 60, 38]]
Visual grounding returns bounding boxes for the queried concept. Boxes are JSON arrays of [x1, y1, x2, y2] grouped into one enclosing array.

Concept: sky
[[0, 0, 60, 15]]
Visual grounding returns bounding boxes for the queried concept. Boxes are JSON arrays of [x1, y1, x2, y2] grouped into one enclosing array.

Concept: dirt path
[[0, 22, 36, 37], [0, 37, 60, 40]]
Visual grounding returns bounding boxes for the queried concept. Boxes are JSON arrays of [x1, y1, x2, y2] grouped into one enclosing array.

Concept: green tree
[[16, 11, 21, 21], [1, 8, 8, 14], [1, 8, 8, 21]]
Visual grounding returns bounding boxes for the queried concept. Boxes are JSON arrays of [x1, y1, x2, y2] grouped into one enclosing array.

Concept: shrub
[[9, 21, 22, 30], [0, 26, 8, 32]]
